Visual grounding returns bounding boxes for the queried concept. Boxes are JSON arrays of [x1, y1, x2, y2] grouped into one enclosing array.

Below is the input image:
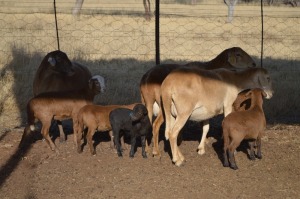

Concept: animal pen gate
[[0, 0, 299, 129]]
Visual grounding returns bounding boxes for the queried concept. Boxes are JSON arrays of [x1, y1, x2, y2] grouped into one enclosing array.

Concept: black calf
[[109, 104, 152, 158]]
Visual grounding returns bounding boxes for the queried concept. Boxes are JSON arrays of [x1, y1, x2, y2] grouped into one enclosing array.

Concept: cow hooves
[[59, 139, 66, 143], [117, 154, 123, 158], [152, 150, 161, 158], [249, 155, 256, 160], [54, 149, 60, 156], [152, 154, 161, 161], [174, 160, 184, 167], [223, 162, 230, 167], [256, 154, 262, 159], [197, 149, 205, 155]]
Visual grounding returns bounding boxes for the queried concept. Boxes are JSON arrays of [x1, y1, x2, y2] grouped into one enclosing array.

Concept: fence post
[[155, 0, 160, 65], [54, 0, 60, 50], [260, 0, 264, 68]]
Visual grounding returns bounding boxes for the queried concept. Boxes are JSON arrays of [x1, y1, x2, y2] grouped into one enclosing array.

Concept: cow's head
[[45, 50, 75, 76], [226, 47, 257, 68]]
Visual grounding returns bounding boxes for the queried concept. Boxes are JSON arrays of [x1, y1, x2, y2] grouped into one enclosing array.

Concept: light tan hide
[[140, 47, 256, 156], [160, 67, 273, 166]]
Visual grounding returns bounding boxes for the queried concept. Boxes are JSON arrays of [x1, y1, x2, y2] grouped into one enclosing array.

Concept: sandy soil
[[0, 121, 299, 199]]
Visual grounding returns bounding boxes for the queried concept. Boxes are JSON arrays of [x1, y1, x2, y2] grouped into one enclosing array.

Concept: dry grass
[[0, 2, 299, 131]]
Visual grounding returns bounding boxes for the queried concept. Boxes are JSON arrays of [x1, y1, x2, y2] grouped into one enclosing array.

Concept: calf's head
[[88, 75, 106, 94], [89, 75, 106, 93], [130, 104, 148, 122]]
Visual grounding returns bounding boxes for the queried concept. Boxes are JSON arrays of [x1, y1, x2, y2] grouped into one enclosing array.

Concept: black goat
[[109, 104, 152, 158]]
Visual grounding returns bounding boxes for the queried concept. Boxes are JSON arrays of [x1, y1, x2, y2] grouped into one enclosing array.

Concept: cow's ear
[[48, 56, 56, 67]]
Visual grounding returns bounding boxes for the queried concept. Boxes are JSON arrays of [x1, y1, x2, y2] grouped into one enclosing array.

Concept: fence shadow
[[0, 130, 40, 188]]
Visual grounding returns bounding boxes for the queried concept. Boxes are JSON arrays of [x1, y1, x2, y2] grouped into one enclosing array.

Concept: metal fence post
[[155, 0, 160, 65]]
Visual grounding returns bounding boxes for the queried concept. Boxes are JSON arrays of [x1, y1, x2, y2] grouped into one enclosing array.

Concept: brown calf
[[222, 88, 267, 170]]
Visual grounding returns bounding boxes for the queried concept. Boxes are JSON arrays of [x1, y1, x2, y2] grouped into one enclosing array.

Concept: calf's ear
[[245, 90, 253, 98], [129, 111, 138, 122], [261, 90, 267, 98]]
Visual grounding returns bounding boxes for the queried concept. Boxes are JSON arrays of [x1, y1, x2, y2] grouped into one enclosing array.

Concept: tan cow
[[140, 47, 256, 156], [160, 67, 273, 166]]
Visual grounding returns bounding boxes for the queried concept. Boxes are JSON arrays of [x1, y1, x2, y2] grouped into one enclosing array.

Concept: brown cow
[[33, 50, 97, 142], [140, 47, 256, 157], [19, 76, 105, 153], [160, 67, 273, 166]]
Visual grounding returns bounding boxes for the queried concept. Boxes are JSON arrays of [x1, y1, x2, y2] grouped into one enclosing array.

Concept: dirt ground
[[0, 121, 299, 199]]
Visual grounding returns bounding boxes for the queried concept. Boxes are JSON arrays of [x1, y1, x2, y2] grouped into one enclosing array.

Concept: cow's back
[[33, 62, 92, 96]]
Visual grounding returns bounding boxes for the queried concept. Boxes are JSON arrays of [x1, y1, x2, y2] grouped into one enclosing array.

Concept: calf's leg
[[222, 131, 230, 167], [41, 122, 59, 154], [141, 135, 147, 158], [256, 135, 262, 159], [76, 126, 84, 153], [57, 121, 66, 143], [223, 150, 230, 167], [87, 128, 96, 155], [228, 150, 238, 170], [228, 141, 240, 170], [248, 140, 256, 160], [112, 128, 123, 157], [129, 135, 137, 158], [109, 130, 127, 151]]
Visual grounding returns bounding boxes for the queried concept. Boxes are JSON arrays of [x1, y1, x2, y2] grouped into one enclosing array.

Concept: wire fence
[[0, 0, 300, 128], [0, 0, 299, 65]]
